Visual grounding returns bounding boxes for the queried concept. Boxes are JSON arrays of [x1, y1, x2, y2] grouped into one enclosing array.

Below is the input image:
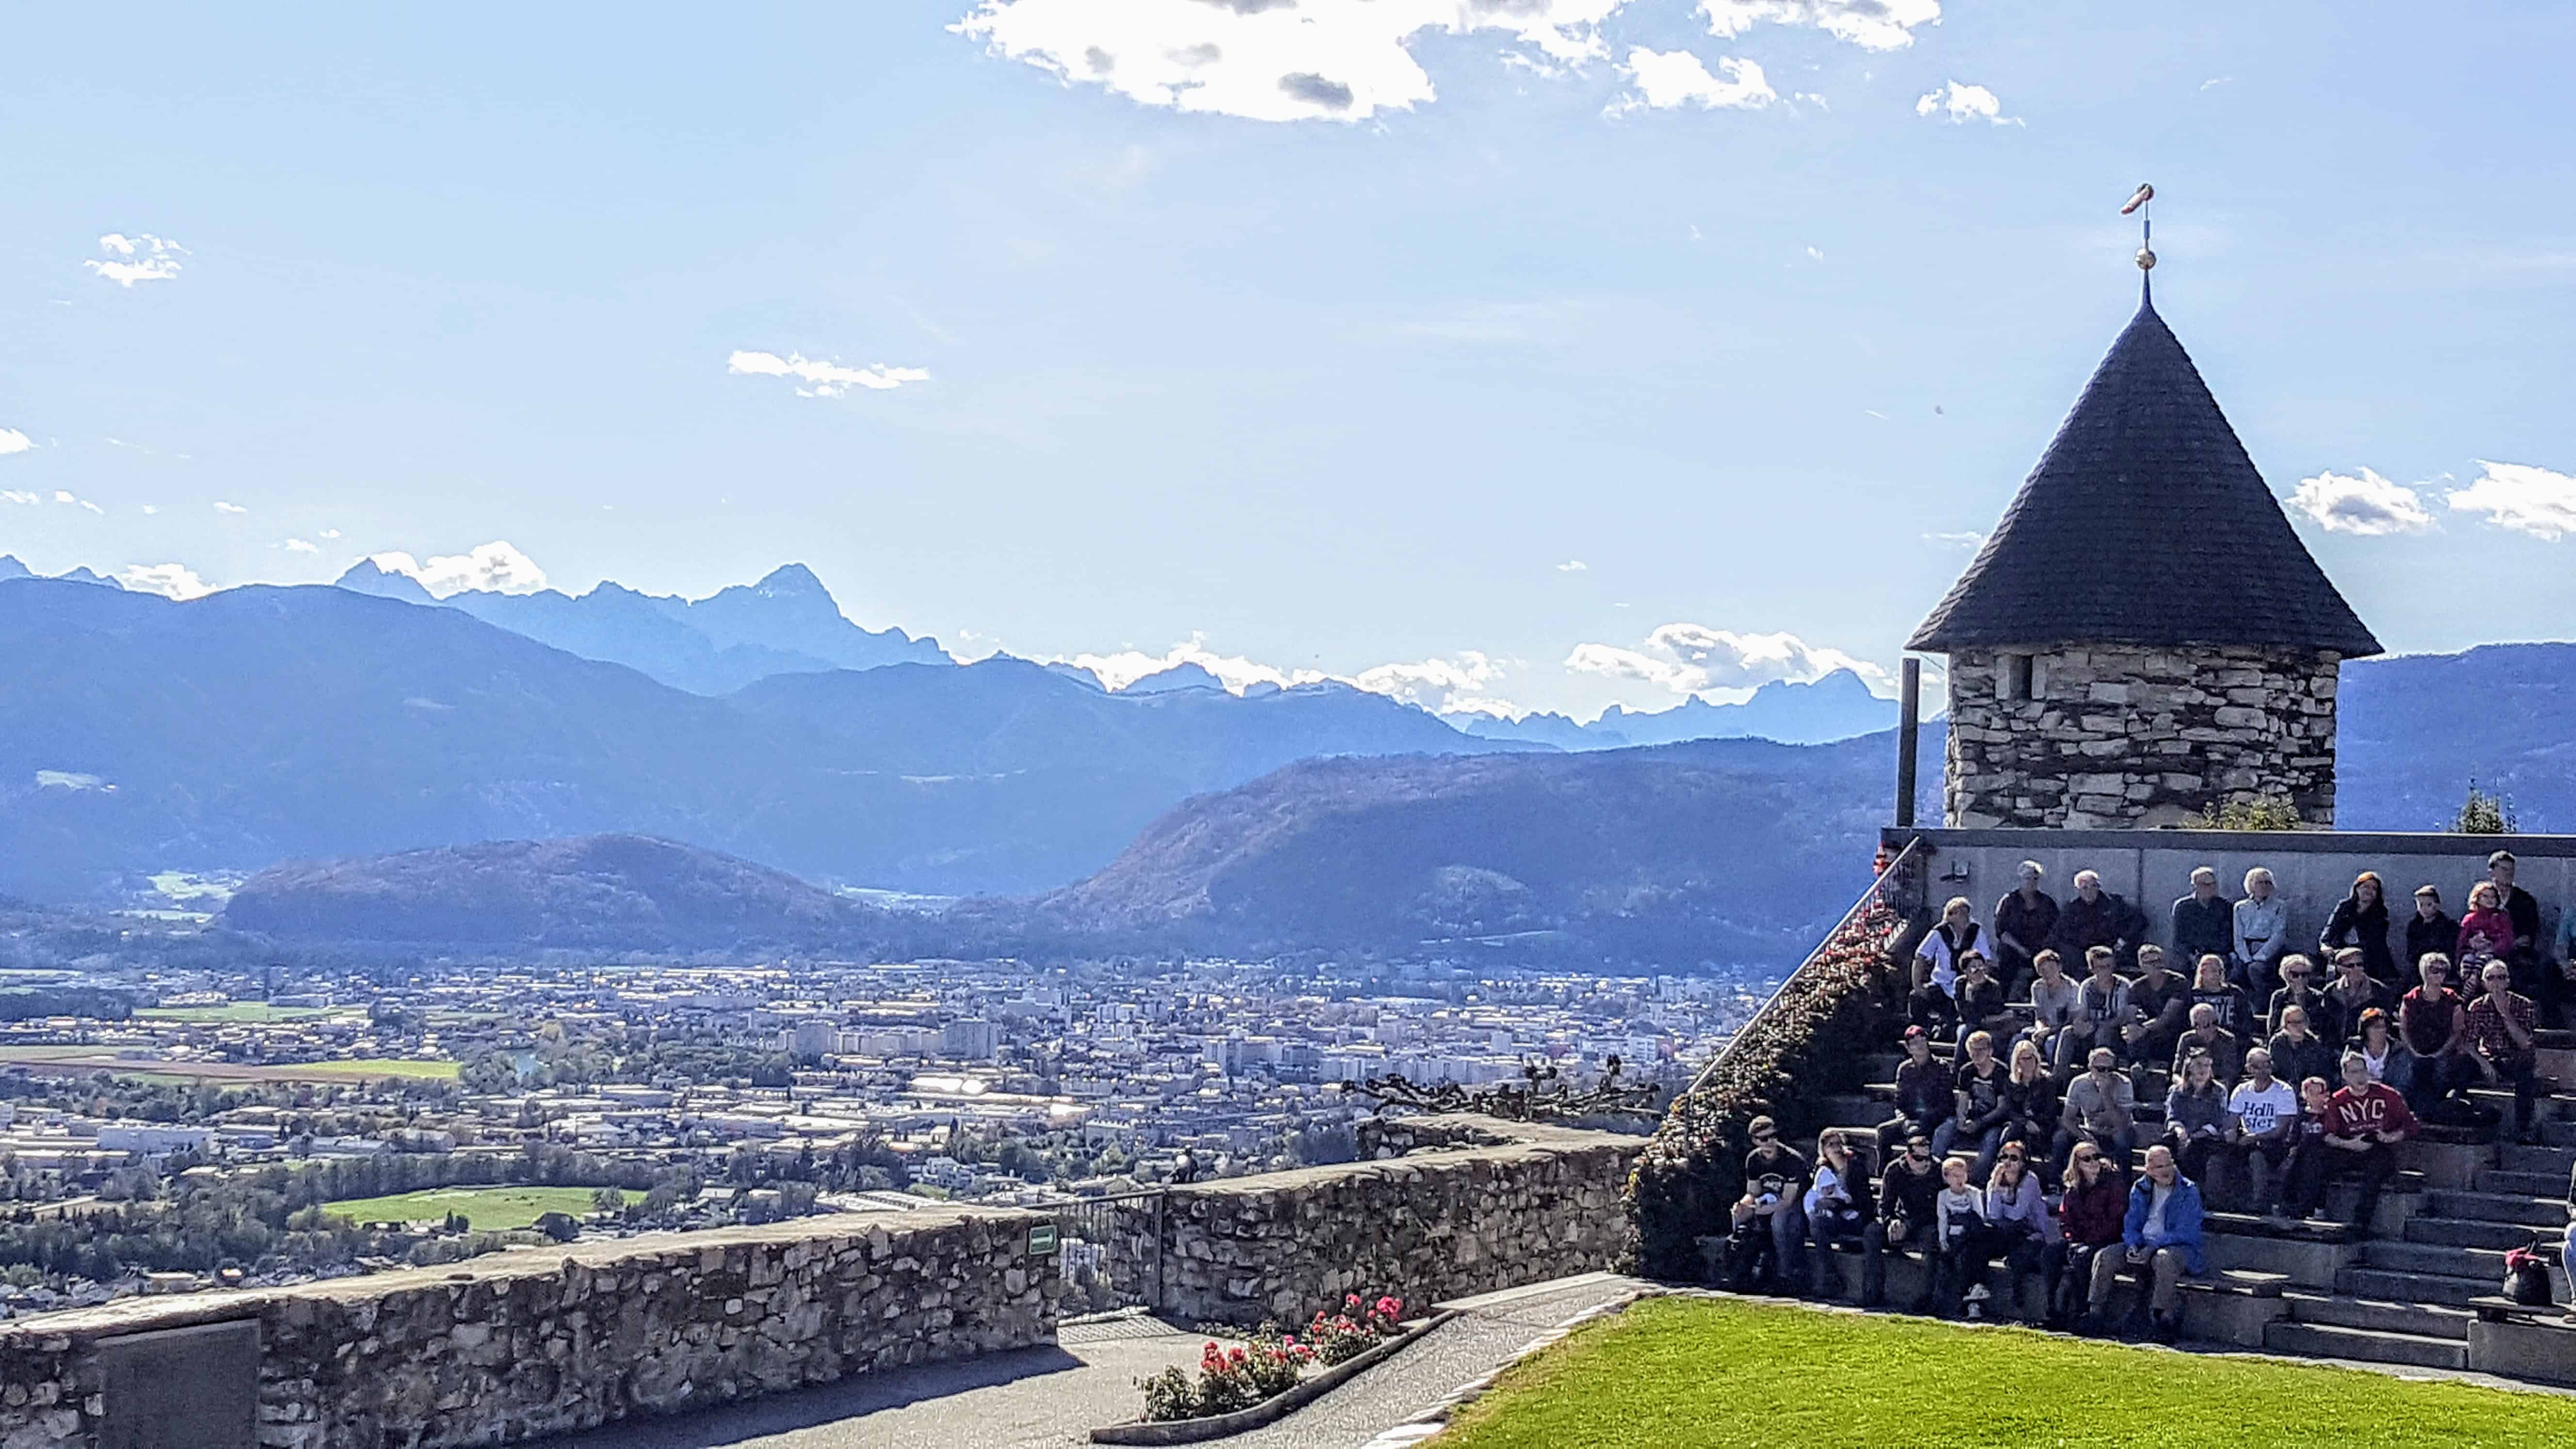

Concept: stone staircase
[[1801, 1032, 2576, 1378]]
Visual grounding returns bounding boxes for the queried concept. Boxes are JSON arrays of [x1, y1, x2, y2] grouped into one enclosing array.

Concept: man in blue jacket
[[2080, 1143, 2204, 1344]]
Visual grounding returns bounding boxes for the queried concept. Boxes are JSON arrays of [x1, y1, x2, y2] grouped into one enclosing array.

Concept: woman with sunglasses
[[2049, 1141, 2125, 1329], [1977, 1143, 2051, 1320]]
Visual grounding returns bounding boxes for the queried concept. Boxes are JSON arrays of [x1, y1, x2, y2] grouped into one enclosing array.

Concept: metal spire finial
[[2122, 182, 2157, 299]]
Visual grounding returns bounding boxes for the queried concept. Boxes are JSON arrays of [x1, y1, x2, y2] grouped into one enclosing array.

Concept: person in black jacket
[[1951, 954, 2016, 1065], [1998, 1039, 2061, 1157], [2487, 851, 2570, 1027], [2406, 885, 2460, 976], [1862, 1131, 1944, 1311], [2173, 867, 2235, 969], [2320, 950, 2395, 1048], [1803, 1130, 1876, 1300], [1993, 862, 2059, 1003], [2266, 954, 2329, 1040], [2318, 872, 2398, 987], [2121, 946, 2190, 1073], [1730, 1116, 1811, 1294], [2188, 953, 2260, 1041], [1878, 1026, 1959, 1162], [1952, 1030, 2012, 1183], [2049, 870, 2146, 969]]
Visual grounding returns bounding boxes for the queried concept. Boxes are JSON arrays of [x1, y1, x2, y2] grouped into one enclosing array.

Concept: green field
[[0, 1046, 459, 1084], [322, 1185, 641, 1230], [135, 1003, 338, 1023], [1439, 1296, 2576, 1449], [292, 1057, 462, 1080]]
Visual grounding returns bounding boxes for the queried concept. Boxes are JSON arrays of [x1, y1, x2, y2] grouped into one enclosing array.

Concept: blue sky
[[6, 2, 2575, 720]]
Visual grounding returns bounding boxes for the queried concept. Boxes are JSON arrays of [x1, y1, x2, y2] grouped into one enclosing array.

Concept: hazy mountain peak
[[0, 556, 31, 583], [53, 566, 126, 590], [749, 563, 830, 598], [1120, 661, 1228, 694], [334, 559, 437, 604]]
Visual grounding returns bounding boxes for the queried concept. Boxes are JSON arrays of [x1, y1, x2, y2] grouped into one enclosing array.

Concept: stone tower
[[1907, 285, 2382, 830]]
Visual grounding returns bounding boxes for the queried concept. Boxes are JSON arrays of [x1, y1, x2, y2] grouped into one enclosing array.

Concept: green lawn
[[135, 1003, 337, 1023], [322, 1185, 639, 1231], [1438, 1296, 2576, 1449], [291, 1058, 462, 1080]]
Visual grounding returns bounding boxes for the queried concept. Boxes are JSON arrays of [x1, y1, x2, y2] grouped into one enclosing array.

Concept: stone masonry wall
[[0, 1205, 1057, 1449], [1160, 1116, 1641, 1327], [1944, 644, 2341, 830]]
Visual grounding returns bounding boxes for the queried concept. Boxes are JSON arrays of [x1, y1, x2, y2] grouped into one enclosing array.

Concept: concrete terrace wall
[[1883, 827, 2575, 949], [1161, 1116, 1642, 1327], [0, 1205, 1060, 1449]]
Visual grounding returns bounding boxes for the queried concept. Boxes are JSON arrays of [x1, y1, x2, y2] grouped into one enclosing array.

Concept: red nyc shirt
[[2325, 1082, 2418, 1141]]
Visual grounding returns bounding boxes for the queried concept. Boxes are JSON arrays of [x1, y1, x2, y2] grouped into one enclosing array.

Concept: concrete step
[[2499, 1142, 2576, 1177], [1813, 1095, 1887, 1130], [2281, 1290, 2474, 1341], [2263, 1319, 2467, 1370], [2425, 1190, 2573, 1228], [2360, 1240, 2512, 1279], [2465, 1085, 2572, 1121], [2337, 1267, 2492, 1307], [2406, 1216, 2547, 1251], [2544, 1119, 2576, 1149], [2477, 1169, 2570, 1199]]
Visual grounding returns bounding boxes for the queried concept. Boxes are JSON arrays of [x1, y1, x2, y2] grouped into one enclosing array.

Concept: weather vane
[[2122, 182, 2156, 272]]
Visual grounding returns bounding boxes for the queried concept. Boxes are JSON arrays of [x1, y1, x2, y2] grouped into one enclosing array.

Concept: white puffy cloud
[[1350, 652, 1512, 715], [1702, 0, 1939, 51], [1052, 635, 1518, 716], [365, 542, 550, 597], [54, 490, 103, 515], [0, 429, 32, 455], [1610, 48, 1776, 114], [2288, 468, 2434, 536], [85, 233, 186, 287], [953, 0, 1631, 123], [120, 564, 214, 599], [1916, 80, 2019, 125], [283, 538, 320, 553], [2, 491, 37, 505], [2447, 461, 2576, 541], [1555, 560, 1588, 572], [213, 500, 248, 515], [1566, 623, 1890, 698], [727, 350, 930, 399]]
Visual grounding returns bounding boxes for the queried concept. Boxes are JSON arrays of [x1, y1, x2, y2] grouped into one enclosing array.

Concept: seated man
[[2399, 953, 2482, 1123], [2284, 1053, 2417, 1237], [2483, 851, 2563, 1025], [2172, 867, 2235, 972], [1877, 1025, 1958, 1163], [2023, 949, 2083, 1071], [2049, 869, 2146, 971], [1803, 1130, 1875, 1301], [1951, 1030, 2013, 1183], [2060, 947, 2133, 1078], [1728, 1115, 1810, 1293], [2120, 945, 2189, 1074], [2056, 1046, 2138, 1178], [2266, 1005, 2337, 1099], [2168, 1002, 2243, 1088], [2083, 1143, 2204, 1344], [1993, 862, 2059, 1004], [1951, 953, 2017, 1066], [1862, 1130, 1945, 1311], [2465, 959, 2543, 1144], [2225, 1046, 2301, 1215], [2320, 949, 2395, 1048]]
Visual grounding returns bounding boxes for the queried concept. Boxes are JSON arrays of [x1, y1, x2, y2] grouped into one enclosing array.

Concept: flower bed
[[1096, 1295, 1431, 1444], [1624, 893, 1908, 1280]]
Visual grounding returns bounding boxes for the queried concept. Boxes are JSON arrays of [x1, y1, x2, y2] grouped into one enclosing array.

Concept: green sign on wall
[[1028, 1223, 1060, 1256]]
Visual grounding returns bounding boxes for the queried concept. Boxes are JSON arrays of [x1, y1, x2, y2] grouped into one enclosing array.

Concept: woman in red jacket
[[2049, 1142, 2125, 1328]]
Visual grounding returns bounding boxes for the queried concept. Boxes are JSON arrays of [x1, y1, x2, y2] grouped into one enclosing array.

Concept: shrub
[[1307, 1293, 1405, 1365], [2188, 797, 2302, 831], [1623, 895, 1906, 1280], [1140, 1366, 1198, 1422], [1138, 1299, 1386, 1419]]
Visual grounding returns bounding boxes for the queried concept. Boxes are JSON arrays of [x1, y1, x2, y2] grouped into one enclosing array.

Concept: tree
[[589, 1186, 627, 1216], [2455, 780, 2517, 834]]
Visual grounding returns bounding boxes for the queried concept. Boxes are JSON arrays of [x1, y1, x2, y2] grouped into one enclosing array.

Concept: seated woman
[[1998, 1039, 2061, 1161], [2163, 1049, 2230, 1191], [2318, 871, 2398, 989], [2458, 881, 2518, 973], [1973, 1144, 2052, 1321], [2050, 1141, 2126, 1328], [2351, 1007, 2416, 1101], [1803, 1131, 1875, 1301]]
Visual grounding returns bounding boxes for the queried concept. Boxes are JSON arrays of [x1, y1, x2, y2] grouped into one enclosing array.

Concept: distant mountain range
[[0, 578, 1531, 902], [1455, 669, 1900, 750], [0, 554, 123, 589], [334, 560, 945, 695]]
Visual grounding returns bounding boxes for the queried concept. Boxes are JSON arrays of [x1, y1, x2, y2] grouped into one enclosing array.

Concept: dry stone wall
[[1944, 643, 2341, 830], [1161, 1116, 1641, 1326], [0, 1206, 1057, 1449]]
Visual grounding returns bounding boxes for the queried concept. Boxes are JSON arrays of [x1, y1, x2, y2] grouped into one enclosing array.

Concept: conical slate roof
[[1908, 291, 2381, 658]]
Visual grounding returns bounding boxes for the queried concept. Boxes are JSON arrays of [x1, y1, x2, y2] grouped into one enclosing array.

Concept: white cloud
[[120, 564, 214, 600], [0, 428, 32, 455], [1566, 623, 1890, 698], [1052, 635, 1518, 716], [2288, 468, 2434, 536], [84, 233, 186, 287], [320, 529, 342, 539], [953, 0, 1632, 124], [139, 504, 159, 515], [213, 500, 248, 515], [1556, 560, 1588, 572], [1923, 530, 1985, 549], [283, 538, 320, 553], [1610, 48, 1776, 114], [2, 491, 37, 505], [1063, 636, 1321, 694], [1702, 0, 1939, 51], [1350, 652, 1512, 715], [2446, 461, 2576, 541], [365, 541, 550, 597], [727, 350, 930, 399], [1804, 245, 1825, 261], [54, 490, 103, 515], [1915, 80, 2019, 125]]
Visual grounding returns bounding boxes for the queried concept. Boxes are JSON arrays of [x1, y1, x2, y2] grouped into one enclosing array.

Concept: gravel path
[[527, 1274, 1645, 1449]]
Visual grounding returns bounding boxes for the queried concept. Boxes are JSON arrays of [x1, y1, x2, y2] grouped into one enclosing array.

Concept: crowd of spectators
[[1723, 851, 2575, 1343]]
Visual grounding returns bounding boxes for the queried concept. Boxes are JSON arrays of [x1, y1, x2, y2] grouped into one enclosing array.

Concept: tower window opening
[[2006, 653, 2036, 701]]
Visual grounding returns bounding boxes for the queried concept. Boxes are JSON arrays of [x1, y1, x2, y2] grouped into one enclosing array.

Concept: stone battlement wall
[[0, 1206, 1059, 1449], [0, 1117, 1641, 1447], [1161, 1116, 1643, 1326]]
